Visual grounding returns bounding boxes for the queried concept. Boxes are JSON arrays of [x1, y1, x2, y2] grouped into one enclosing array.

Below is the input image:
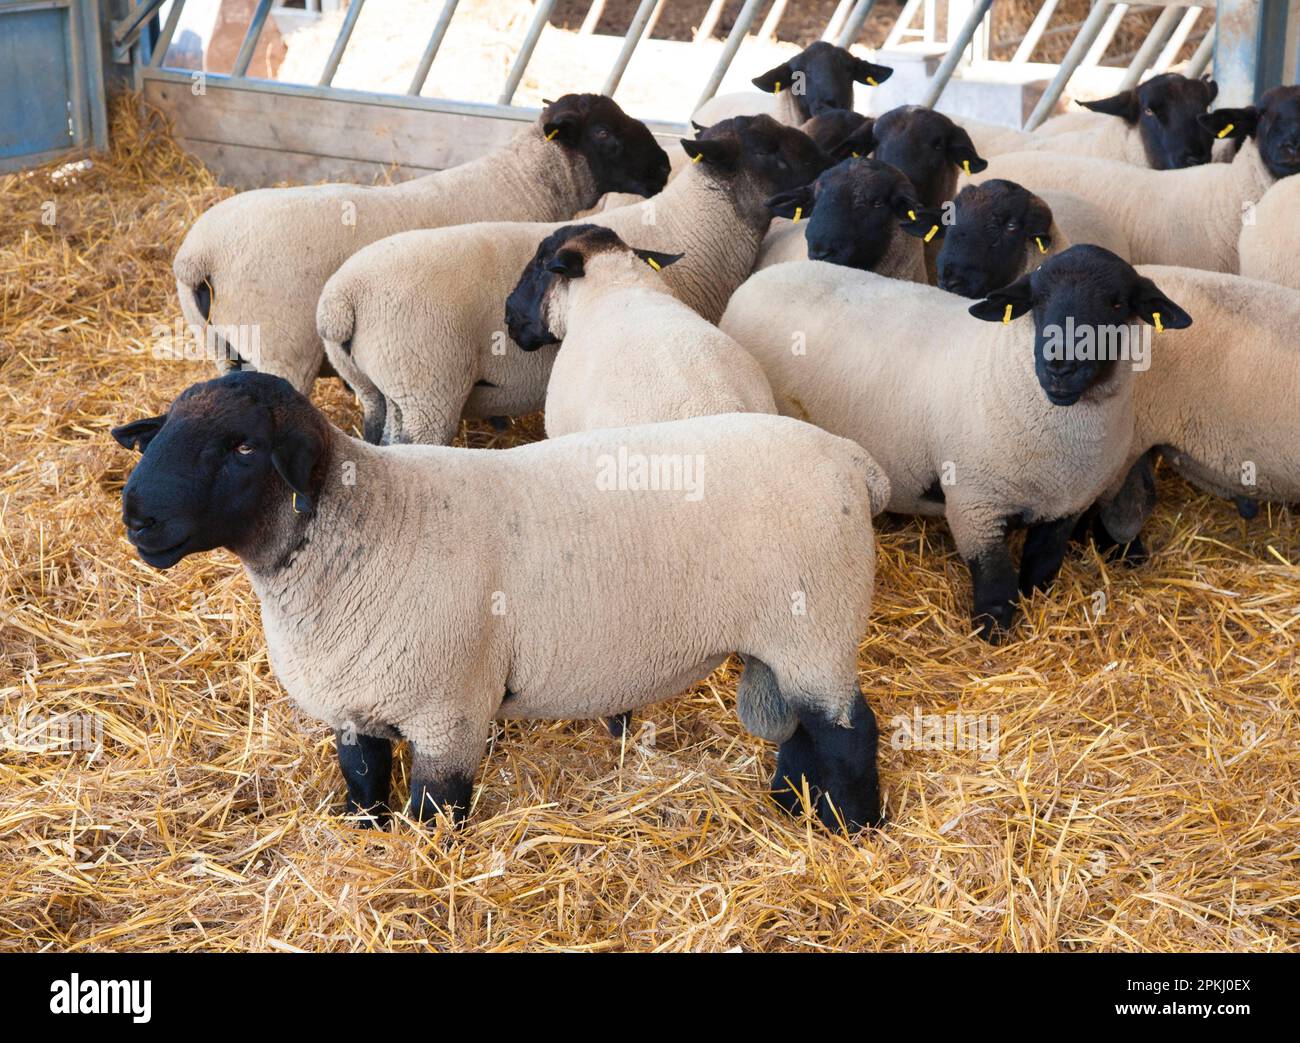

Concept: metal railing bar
[[694, 0, 765, 111], [1081, 3, 1128, 68], [920, 0, 994, 109], [407, 0, 459, 95], [579, 0, 605, 35], [602, 0, 660, 96], [499, 0, 558, 105], [836, 0, 878, 49], [883, 0, 923, 49], [822, 0, 854, 42], [758, 0, 789, 42], [1154, 6, 1202, 72], [1024, 1, 1115, 130], [231, 0, 273, 79], [319, 0, 366, 87], [113, 0, 169, 47], [694, 0, 727, 44], [149, 0, 186, 69], [1118, 5, 1184, 90], [1011, 0, 1060, 63], [1185, 24, 1215, 77]]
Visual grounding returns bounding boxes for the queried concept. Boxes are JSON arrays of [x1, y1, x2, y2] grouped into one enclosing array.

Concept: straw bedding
[[1, 100, 1296, 952]]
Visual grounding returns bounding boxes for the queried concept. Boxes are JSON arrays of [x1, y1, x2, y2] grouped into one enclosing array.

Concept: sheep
[[720, 246, 1192, 640], [690, 41, 893, 129], [1237, 171, 1300, 291], [800, 109, 874, 156], [1077, 267, 1300, 552], [970, 86, 1300, 274], [503, 224, 776, 436], [754, 158, 940, 281], [921, 178, 1130, 298], [318, 115, 831, 447], [112, 371, 891, 831], [954, 73, 1221, 169], [172, 94, 671, 394]]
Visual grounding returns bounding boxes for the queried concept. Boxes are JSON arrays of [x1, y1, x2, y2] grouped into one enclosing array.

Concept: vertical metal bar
[[1214, 0, 1264, 105], [884, 0, 923, 48], [1154, 6, 1202, 73], [694, 0, 727, 44], [1186, 24, 1216, 78], [1024, 2, 1116, 130], [694, 0, 765, 110], [231, 0, 273, 79], [1082, 3, 1128, 68], [919, 0, 994, 108], [602, 0, 659, 96], [407, 0, 459, 96], [150, 0, 187, 68], [1118, 6, 1184, 90], [113, 0, 170, 47], [923, 0, 936, 42], [498, 0, 558, 105], [822, 0, 854, 42], [319, 0, 366, 87], [1012, 0, 1060, 63], [759, 0, 789, 42], [579, 0, 605, 35], [1253, 0, 1291, 96], [836, 0, 877, 48]]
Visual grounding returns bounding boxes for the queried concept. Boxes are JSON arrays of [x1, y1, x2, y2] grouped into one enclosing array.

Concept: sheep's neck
[[390, 127, 598, 225]]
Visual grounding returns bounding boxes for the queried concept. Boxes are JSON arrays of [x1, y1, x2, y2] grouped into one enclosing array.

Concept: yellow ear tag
[[692, 152, 703, 164], [908, 209, 917, 220], [924, 224, 939, 242], [645, 257, 661, 271], [792, 206, 802, 223], [962, 159, 971, 175], [774, 82, 781, 94], [1035, 236, 1047, 254], [545, 127, 559, 141], [1002, 304, 1013, 325], [292, 493, 305, 514], [1217, 122, 1234, 140], [851, 151, 861, 158], [1152, 311, 1164, 333], [866, 76, 879, 87]]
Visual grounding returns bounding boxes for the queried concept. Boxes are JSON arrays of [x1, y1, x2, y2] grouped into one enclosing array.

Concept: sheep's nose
[[125, 512, 156, 537], [808, 242, 845, 263]]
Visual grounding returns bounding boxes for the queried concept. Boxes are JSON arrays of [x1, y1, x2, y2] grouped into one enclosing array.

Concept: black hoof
[[771, 698, 883, 832], [1233, 495, 1259, 520], [488, 415, 510, 432], [605, 711, 632, 738]]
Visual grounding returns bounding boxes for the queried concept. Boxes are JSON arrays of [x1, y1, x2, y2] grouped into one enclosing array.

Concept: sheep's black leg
[[336, 730, 392, 827], [1233, 495, 1259, 520], [774, 692, 882, 832], [408, 773, 475, 827], [1089, 516, 1149, 567], [361, 396, 387, 446], [487, 416, 511, 432], [966, 541, 1018, 642], [1019, 514, 1078, 597], [604, 712, 632, 738]]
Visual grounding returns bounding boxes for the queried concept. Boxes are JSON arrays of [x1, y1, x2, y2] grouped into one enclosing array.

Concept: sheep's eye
[[236, 443, 255, 455], [1006, 220, 1019, 231], [592, 125, 611, 140], [872, 198, 884, 208], [1111, 298, 1125, 311], [931, 139, 944, 150]]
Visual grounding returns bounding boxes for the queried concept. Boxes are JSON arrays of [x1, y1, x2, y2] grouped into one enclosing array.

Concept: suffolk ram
[[505, 225, 776, 436], [754, 158, 939, 281], [970, 86, 1300, 274], [319, 115, 830, 446], [720, 246, 1192, 640], [924, 178, 1130, 298], [955, 74, 1221, 169], [113, 372, 891, 831], [172, 94, 670, 393], [691, 41, 893, 128], [1081, 268, 1300, 551]]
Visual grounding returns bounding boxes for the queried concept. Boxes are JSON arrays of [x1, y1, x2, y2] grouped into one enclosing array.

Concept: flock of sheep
[[112, 40, 1300, 834]]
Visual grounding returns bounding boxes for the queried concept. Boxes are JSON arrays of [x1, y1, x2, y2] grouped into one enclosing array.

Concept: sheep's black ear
[[1198, 106, 1258, 141], [690, 119, 708, 134], [897, 203, 946, 242], [853, 59, 893, 87], [632, 248, 683, 271], [1024, 195, 1054, 252], [947, 127, 988, 174], [1079, 88, 1139, 123], [764, 184, 816, 220], [1133, 277, 1193, 330], [546, 247, 585, 279], [969, 275, 1033, 322], [271, 426, 324, 515], [829, 120, 876, 161], [680, 136, 740, 170], [111, 415, 166, 452], [753, 61, 795, 94], [1202, 77, 1219, 104], [542, 112, 584, 147]]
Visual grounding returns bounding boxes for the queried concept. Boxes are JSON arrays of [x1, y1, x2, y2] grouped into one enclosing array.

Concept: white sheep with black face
[[172, 94, 670, 394], [504, 224, 776, 437], [112, 373, 891, 832], [721, 246, 1193, 641]]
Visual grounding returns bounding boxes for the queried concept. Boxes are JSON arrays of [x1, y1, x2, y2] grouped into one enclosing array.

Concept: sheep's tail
[[858, 450, 892, 517], [316, 285, 356, 349], [317, 287, 387, 444]]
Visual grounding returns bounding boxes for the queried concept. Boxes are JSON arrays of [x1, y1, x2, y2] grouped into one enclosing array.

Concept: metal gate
[[0, 0, 109, 172]]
